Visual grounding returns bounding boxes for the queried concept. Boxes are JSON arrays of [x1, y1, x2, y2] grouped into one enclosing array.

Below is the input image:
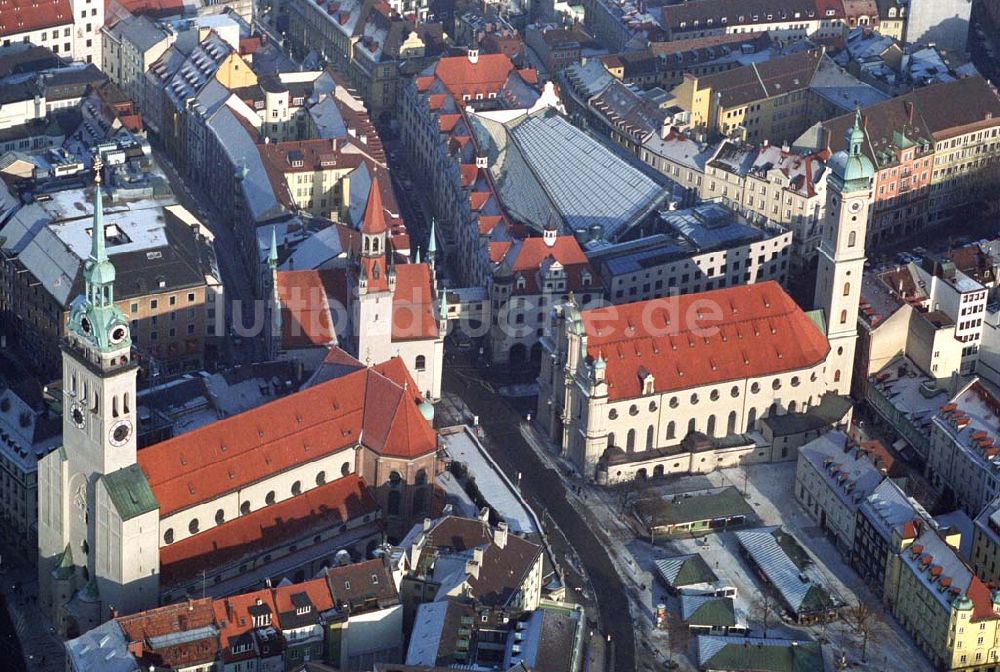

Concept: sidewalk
[[0, 540, 64, 672]]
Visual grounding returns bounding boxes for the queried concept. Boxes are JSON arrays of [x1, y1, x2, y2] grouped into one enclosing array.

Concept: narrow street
[[442, 358, 637, 672], [150, 143, 262, 367]]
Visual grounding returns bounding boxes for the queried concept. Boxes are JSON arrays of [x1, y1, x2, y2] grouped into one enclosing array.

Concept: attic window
[[372, 574, 379, 584]]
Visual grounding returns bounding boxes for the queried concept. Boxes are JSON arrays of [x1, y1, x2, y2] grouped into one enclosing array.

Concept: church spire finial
[[268, 225, 279, 269], [91, 156, 107, 266]]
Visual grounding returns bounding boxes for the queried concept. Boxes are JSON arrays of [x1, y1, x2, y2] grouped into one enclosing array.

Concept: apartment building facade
[[658, 0, 848, 44], [926, 381, 1000, 519], [0, 0, 103, 66]]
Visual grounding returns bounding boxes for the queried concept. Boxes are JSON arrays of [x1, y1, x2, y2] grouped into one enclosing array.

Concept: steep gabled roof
[[137, 365, 436, 516], [362, 170, 388, 235]]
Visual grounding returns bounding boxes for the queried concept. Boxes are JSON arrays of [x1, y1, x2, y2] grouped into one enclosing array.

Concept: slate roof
[[101, 465, 158, 522], [690, 48, 824, 109]]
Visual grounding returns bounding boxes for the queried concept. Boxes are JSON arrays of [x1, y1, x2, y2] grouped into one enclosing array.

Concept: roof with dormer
[[0, 0, 71, 38], [579, 281, 829, 401], [493, 234, 596, 295]]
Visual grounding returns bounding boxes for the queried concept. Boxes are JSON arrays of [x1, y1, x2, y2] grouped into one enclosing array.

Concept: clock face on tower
[[109, 323, 128, 345], [70, 403, 86, 429], [109, 420, 133, 447], [848, 200, 863, 214]]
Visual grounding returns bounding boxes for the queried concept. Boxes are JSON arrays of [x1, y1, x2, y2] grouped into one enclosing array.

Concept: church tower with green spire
[[814, 109, 875, 395], [39, 157, 156, 636]]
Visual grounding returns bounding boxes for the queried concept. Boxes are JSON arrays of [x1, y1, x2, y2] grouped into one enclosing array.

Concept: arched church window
[[164, 528, 174, 544], [840, 309, 847, 324], [843, 282, 850, 297], [848, 231, 857, 247]]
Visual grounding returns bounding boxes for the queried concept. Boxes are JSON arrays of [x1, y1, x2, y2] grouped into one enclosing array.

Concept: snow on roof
[[734, 527, 838, 615], [440, 428, 539, 534], [65, 620, 137, 672]]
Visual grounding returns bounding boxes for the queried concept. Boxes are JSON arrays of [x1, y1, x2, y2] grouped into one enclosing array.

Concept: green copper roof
[[701, 639, 822, 672], [80, 576, 100, 602], [805, 309, 826, 336], [268, 225, 279, 268], [686, 597, 736, 628], [101, 464, 158, 521], [428, 218, 438, 256], [66, 165, 131, 354], [829, 109, 875, 192], [53, 543, 74, 580]]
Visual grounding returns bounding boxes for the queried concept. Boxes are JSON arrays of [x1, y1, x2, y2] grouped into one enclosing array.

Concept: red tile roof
[[479, 215, 505, 236], [324, 557, 399, 607], [114, 0, 184, 18], [498, 236, 597, 295], [969, 575, 999, 622], [431, 53, 533, 99], [160, 475, 378, 585], [360, 255, 390, 293], [0, 0, 71, 37], [272, 577, 335, 616], [117, 599, 219, 668], [212, 589, 281, 662], [392, 263, 440, 342], [362, 171, 388, 235], [373, 356, 424, 404], [138, 365, 436, 516], [276, 269, 347, 348], [359, 366, 438, 458], [489, 241, 512, 263], [581, 282, 829, 401]]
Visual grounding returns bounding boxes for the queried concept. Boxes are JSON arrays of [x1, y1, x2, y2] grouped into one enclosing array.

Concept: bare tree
[[617, 478, 641, 516], [751, 591, 781, 638], [665, 609, 691, 667], [843, 599, 885, 663]]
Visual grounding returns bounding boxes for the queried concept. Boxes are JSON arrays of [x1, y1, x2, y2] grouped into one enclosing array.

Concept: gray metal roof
[[734, 527, 836, 614], [65, 620, 138, 672], [474, 108, 666, 241], [859, 478, 930, 543], [208, 105, 282, 222], [111, 14, 171, 54]]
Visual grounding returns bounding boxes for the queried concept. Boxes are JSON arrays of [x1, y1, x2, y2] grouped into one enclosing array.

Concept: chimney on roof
[[467, 547, 484, 580], [543, 225, 557, 247], [423, 517, 432, 531], [468, 43, 480, 65], [905, 100, 914, 125], [494, 521, 508, 549], [479, 506, 491, 523]]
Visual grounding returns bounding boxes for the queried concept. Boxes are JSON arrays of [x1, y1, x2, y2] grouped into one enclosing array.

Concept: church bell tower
[[814, 110, 874, 395]]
